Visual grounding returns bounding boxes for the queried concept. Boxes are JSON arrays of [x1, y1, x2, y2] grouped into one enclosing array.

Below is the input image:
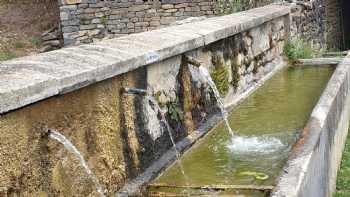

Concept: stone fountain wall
[[0, 4, 290, 196]]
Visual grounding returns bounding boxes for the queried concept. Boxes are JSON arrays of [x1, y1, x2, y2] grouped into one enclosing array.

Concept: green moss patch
[[210, 54, 230, 96]]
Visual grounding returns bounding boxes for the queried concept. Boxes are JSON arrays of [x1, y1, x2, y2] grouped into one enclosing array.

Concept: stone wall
[[60, 0, 216, 45], [290, 0, 348, 50], [290, 0, 326, 49], [59, 0, 279, 46], [0, 5, 290, 196], [325, 0, 344, 49]]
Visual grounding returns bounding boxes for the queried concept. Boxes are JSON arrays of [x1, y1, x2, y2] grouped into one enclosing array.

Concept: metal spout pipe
[[121, 87, 148, 96]]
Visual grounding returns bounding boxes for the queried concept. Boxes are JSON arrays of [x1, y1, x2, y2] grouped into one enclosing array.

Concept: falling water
[[197, 66, 235, 137], [48, 130, 105, 197], [145, 96, 190, 185]]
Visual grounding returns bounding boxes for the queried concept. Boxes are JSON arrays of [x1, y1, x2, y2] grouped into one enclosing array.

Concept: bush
[[284, 39, 314, 64], [14, 42, 25, 49], [30, 36, 42, 47], [0, 50, 16, 61]]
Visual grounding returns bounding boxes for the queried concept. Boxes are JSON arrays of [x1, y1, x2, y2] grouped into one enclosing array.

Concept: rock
[[42, 40, 61, 47], [41, 32, 58, 41], [39, 45, 55, 53]]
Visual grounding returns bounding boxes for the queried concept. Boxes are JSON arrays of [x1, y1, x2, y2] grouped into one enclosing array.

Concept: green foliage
[[167, 103, 183, 122], [215, 0, 246, 15], [0, 50, 16, 61], [166, 97, 183, 122], [101, 16, 108, 26], [284, 39, 314, 64], [336, 132, 350, 189], [211, 55, 230, 96], [334, 129, 350, 196], [14, 42, 25, 49], [30, 37, 42, 47]]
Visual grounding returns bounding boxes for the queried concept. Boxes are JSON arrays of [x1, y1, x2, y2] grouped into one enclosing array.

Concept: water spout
[[186, 56, 235, 137], [48, 129, 105, 197], [121, 87, 148, 96]]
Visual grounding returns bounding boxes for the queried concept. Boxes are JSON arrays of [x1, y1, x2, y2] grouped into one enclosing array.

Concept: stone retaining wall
[[290, 0, 326, 49], [60, 0, 216, 45], [59, 0, 278, 46], [272, 54, 350, 197], [0, 4, 290, 196]]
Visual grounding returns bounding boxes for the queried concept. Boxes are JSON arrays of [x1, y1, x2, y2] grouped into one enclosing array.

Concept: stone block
[[62, 26, 79, 33], [160, 17, 176, 25], [64, 0, 81, 5], [161, 4, 174, 9]]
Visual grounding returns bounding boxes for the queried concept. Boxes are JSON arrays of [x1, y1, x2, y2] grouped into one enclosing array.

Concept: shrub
[[0, 50, 16, 61], [14, 42, 25, 49], [30, 36, 42, 47], [284, 39, 314, 64]]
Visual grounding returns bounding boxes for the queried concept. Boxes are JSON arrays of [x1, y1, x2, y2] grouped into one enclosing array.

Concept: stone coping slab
[[0, 4, 290, 114]]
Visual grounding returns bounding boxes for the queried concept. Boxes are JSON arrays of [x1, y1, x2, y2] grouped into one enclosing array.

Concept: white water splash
[[227, 136, 285, 154], [48, 130, 105, 197], [198, 66, 235, 137]]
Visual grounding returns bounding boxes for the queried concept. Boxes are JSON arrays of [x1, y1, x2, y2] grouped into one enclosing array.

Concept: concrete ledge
[[272, 54, 350, 197], [0, 4, 290, 114]]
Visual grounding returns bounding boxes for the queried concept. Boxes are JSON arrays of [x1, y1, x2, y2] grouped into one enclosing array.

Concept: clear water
[[48, 130, 105, 197], [150, 66, 334, 195]]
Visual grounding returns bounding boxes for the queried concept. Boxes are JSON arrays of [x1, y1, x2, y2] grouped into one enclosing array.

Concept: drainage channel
[[147, 65, 335, 196]]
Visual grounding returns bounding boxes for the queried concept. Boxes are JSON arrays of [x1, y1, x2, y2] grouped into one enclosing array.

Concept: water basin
[[149, 66, 334, 196]]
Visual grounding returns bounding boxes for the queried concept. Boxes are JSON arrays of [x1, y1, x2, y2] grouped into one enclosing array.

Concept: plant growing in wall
[[215, 0, 247, 15], [101, 16, 108, 26], [284, 39, 314, 64], [167, 98, 184, 122], [211, 54, 230, 96]]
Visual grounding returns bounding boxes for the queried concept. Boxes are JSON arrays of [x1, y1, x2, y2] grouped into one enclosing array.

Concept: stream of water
[[198, 66, 235, 137], [150, 66, 334, 196], [48, 130, 105, 197], [146, 96, 190, 187]]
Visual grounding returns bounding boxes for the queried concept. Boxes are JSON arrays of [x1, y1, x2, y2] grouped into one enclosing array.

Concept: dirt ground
[[0, 0, 59, 60]]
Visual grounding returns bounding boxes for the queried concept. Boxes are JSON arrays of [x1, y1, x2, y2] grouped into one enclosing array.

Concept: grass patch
[[30, 36, 42, 47], [283, 39, 314, 64], [14, 42, 25, 49], [0, 50, 16, 61], [334, 129, 350, 196]]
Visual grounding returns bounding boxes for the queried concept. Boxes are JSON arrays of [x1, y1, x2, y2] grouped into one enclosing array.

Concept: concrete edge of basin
[[272, 54, 350, 197], [115, 58, 288, 196]]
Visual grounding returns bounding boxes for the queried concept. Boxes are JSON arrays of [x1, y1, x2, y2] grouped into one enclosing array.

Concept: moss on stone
[[231, 62, 240, 90], [210, 54, 230, 96]]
